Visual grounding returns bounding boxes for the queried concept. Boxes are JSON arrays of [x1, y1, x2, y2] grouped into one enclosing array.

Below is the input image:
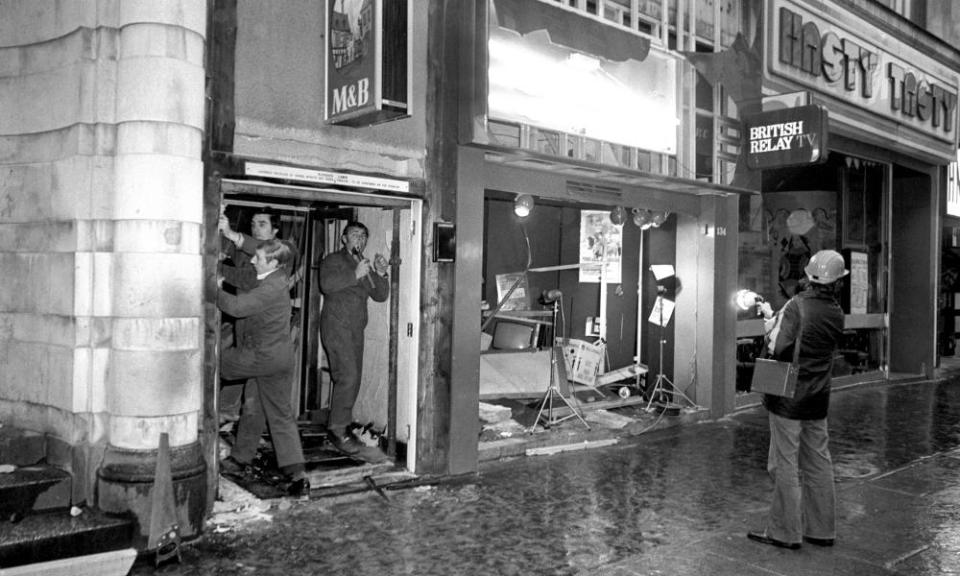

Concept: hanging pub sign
[[743, 104, 828, 170], [325, 0, 410, 126]]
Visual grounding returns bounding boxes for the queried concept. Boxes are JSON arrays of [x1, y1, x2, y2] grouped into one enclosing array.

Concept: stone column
[[0, 1, 207, 543]]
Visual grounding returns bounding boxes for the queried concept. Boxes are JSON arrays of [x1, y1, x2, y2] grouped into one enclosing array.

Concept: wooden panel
[[479, 350, 552, 399]]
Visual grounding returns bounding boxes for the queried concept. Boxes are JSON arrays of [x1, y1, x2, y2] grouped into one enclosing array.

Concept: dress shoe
[[803, 536, 835, 547], [287, 477, 310, 498], [328, 430, 362, 455], [747, 531, 801, 550]]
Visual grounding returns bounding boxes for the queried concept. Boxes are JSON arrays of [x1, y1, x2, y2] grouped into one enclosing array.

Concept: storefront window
[[738, 152, 888, 382], [486, 0, 679, 171], [694, 0, 741, 47]]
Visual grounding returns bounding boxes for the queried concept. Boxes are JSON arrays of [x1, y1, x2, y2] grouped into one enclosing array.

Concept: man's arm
[[369, 268, 390, 302], [772, 299, 801, 359], [236, 233, 258, 256], [220, 260, 258, 292], [218, 280, 273, 318]]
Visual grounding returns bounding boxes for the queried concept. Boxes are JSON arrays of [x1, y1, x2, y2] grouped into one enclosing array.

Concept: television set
[[490, 319, 540, 351]]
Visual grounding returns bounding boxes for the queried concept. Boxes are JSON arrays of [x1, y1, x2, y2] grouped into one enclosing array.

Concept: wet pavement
[[131, 376, 960, 576]]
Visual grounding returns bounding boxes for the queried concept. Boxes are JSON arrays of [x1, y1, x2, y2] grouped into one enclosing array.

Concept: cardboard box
[[559, 338, 605, 386]]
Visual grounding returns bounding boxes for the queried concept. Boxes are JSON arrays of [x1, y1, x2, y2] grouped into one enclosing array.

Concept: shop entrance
[[215, 179, 422, 491], [737, 151, 892, 390]]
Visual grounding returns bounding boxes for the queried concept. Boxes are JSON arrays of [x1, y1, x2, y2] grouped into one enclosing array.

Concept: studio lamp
[[632, 208, 653, 229], [645, 264, 698, 411], [650, 211, 669, 228], [632, 208, 670, 230], [735, 289, 765, 316], [609, 206, 627, 226], [514, 194, 534, 218]]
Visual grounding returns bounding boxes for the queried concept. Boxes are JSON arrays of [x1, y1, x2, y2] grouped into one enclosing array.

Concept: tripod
[[531, 300, 591, 431], [645, 287, 697, 411]]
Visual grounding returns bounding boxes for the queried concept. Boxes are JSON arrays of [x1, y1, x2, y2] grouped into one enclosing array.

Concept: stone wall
[[0, 0, 207, 537]]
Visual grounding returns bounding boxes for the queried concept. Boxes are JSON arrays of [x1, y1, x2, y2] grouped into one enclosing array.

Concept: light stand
[[644, 271, 698, 411], [531, 298, 591, 431]]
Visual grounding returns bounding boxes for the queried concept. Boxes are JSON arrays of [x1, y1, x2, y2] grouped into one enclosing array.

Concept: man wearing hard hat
[[748, 250, 848, 550]]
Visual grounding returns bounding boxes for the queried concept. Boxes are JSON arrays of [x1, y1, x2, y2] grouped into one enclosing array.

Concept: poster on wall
[[579, 210, 622, 283], [495, 272, 530, 311], [849, 251, 868, 315]]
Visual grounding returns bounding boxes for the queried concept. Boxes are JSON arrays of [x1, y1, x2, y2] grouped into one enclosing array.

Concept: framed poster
[[579, 210, 622, 283], [495, 272, 530, 311], [848, 251, 868, 315]]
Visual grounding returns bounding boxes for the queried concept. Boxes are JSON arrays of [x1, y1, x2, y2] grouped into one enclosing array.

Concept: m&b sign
[[325, 0, 410, 126]]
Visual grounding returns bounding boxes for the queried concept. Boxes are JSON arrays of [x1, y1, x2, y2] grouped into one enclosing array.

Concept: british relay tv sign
[[743, 105, 828, 170]]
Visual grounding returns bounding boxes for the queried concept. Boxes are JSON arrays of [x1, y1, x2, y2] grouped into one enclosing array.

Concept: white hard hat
[[804, 250, 849, 284]]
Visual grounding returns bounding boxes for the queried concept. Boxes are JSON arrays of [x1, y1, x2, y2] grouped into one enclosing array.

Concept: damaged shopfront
[[448, 0, 757, 446]]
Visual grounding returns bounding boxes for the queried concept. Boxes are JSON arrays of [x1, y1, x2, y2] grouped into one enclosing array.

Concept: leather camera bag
[[750, 300, 803, 398]]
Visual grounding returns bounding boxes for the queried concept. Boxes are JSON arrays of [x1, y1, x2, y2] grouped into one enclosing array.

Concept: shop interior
[[477, 191, 701, 440], [216, 181, 420, 496]]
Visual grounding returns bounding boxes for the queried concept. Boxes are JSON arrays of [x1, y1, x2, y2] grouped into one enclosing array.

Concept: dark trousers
[[221, 347, 304, 475], [322, 320, 365, 434]]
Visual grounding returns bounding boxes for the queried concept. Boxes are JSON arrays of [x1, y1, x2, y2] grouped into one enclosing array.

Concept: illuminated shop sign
[[743, 105, 828, 169], [768, 0, 959, 146], [324, 0, 410, 126], [488, 0, 678, 155]]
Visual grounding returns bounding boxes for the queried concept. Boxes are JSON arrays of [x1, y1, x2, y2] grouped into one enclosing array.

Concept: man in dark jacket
[[319, 221, 389, 459], [748, 249, 847, 550], [218, 238, 309, 497], [218, 209, 301, 424]]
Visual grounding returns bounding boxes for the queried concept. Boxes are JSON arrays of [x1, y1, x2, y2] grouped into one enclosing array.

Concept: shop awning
[[482, 147, 757, 216]]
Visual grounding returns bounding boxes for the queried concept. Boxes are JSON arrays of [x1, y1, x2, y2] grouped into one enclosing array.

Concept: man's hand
[[218, 215, 241, 245], [355, 258, 372, 280], [758, 302, 774, 320], [373, 254, 388, 276]]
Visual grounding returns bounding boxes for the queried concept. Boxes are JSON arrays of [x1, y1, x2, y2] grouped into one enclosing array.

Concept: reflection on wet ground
[[134, 379, 960, 576]]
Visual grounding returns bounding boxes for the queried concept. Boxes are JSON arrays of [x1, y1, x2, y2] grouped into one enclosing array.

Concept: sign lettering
[[769, 0, 959, 146], [743, 105, 828, 170], [331, 79, 370, 116]]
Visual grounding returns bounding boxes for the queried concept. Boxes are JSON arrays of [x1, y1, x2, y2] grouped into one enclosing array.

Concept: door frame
[[217, 178, 423, 472]]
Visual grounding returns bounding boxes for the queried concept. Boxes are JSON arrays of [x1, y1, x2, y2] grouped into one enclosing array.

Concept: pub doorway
[[215, 179, 422, 493]]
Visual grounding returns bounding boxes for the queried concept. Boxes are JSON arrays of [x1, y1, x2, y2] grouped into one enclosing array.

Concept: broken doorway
[[215, 179, 422, 491]]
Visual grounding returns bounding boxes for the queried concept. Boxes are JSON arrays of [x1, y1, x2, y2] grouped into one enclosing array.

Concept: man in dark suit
[[218, 209, 300, 424], [218, 237, 309, 497], [319, 221, 389, 460]]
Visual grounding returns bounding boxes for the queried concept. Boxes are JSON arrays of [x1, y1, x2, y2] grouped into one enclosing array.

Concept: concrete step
[[0, 466, 71, 522], [0, 429, 45, 468], [0, 508, 134, 569]]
